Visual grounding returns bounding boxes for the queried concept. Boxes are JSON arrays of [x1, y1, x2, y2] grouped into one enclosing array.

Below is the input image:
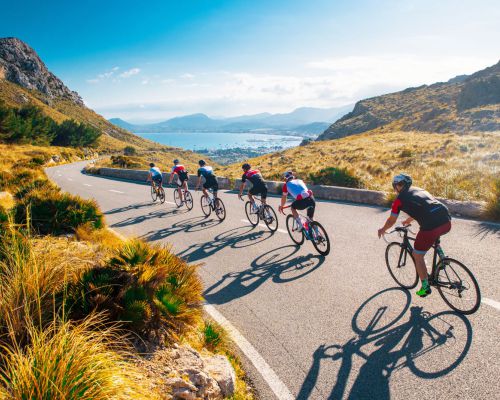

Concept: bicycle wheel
[[214, 198, 226, 221], [263, 205, 278, 232], [385, 242, 419, 289], [173, 188, 183, 207], [150, 185, 158, 202], [200, 195, 211, 216], [158, 187, 165, 204], [435, 258, 480, 315], [184, 191, 194, 211], [286, 214, 304, 245], [245, 201, 259, 226], [310, 221, 330, 256]]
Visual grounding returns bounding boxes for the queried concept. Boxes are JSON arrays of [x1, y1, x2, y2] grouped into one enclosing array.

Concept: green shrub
[[15, 189, 103, 234], [110, 155, 142, 169], [309, 167, 363, 188], [202, 321, 226, 352], [124, 146, 137, 156]]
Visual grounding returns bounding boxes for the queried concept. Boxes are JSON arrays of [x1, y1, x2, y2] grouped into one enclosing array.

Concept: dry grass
[[220, 130, 500, 202]]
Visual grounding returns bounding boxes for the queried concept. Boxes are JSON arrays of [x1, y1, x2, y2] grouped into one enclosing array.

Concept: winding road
[[46, 161, 500, 400]]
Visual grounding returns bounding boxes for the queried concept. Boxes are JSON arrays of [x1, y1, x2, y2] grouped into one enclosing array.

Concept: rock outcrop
[[317, 60, 500, 140], [0, 37, 84, 106]]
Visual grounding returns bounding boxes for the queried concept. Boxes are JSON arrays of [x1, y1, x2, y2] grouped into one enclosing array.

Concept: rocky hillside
[[318, 60, 500, 140]]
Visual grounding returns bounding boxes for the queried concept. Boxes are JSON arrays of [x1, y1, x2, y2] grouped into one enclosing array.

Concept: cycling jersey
[[242, 169, 264, 185], [150, 167, 162, 177], [171, 164, 189, 182], [391, 187, 451, 230], [197, 166, 215, 179], [283, 179, 313, 200], [198, 166, 218, 192]]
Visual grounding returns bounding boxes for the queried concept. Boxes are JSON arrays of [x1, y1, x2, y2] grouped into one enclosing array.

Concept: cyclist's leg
[[182, 179, 188, 201], [202, 181, 210, 198], [260, 185, 268, 205], [305, 198, 315, 221], [211, 179, 219, 199]]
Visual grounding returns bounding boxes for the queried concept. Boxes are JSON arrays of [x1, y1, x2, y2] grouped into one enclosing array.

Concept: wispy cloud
[[87, 66, 120, 84], [180, 73, 195, 79], [119, 68, 141, 78]]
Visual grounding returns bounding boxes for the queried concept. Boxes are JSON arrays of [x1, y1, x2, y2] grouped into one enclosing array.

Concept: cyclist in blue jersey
[[195, 160, 218, 198], [147, 163, 163, 188]]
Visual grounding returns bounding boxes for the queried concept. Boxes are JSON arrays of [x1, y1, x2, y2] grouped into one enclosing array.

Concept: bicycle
[[282, 205, 330, 256], [241, 194, 278, 232], [199, 188, 226, 221], [383, 225, 480, 314], [150, 181, 165, 204], [171, 182, 193, 210]]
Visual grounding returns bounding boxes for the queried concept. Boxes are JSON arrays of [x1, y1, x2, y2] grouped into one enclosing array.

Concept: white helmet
[[283, 171, 294, 181]]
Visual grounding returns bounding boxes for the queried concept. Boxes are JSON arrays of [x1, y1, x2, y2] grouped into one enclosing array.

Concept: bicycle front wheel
[[245, 201, 259, 226], [385, 242, 418, 289], [158, 187, 165, 204], [200, 195, 212, 216], [310, 221, 330, 256], [174, 188, 183, 207], [150, 185, 158, 202], [263, 205, 278, 232], [184, 191, 193, 210], [214, 198, 226, 221], [286, 214, 304, 245], [435, 258, 480, 315]]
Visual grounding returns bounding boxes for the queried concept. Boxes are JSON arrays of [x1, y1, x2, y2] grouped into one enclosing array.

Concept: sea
[[136, 131, 303, 151]]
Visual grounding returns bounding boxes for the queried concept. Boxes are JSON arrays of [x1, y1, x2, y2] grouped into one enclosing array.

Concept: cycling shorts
[[414, 221, 452, 254], [292, 196, 315, 219], [203, 176, 218, 192], [178, 171, 189, 182], [152, 175, 163, 184], [249, 183, 268, 199]]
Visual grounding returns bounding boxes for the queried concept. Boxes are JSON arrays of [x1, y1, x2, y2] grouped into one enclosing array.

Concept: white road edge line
[[109, 189, 124, 194], [482, 297, 500, 311], [204, 304, 295, 400], [83, 184, 92, 187], [240, 219, 287, 234]]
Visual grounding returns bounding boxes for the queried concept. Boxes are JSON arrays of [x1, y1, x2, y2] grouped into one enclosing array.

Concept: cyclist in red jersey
[[378, 174, 451, 297], [238, 163, 268, 210], [168, 159, 189, 206]]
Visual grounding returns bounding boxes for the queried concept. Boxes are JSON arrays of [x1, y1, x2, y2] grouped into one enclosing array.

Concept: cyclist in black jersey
[[238, 163, 268, 210], [195, 160, 218, 198]]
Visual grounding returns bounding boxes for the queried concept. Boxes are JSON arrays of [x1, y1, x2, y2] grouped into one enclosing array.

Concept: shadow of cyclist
[[140, 215, 222, 242], [297, 288, 472, 400]]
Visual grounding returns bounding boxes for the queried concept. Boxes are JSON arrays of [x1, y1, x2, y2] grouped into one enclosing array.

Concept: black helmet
[[242, 163, 251, 171], [283, 171, 294, 181], [198, 159, 206, 166], [173, 159, 179, 164], [392, 174, 412, 190], [149, 163, 155, 167]]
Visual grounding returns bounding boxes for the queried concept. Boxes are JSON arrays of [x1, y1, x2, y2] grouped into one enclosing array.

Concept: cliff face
[[0, 37, 84, 106], [317, 60, 500, 141]]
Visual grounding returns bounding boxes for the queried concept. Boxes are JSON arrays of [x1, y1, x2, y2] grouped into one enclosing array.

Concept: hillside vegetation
[[220, 130, 500, 203]]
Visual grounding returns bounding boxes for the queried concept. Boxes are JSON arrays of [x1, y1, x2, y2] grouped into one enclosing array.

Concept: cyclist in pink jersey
[[168, 159, 189, 206], [278, 171, 315, 228]]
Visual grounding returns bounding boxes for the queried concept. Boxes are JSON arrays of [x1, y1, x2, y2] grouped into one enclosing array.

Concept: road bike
[[150, 181, 165, 204], [384, 225, 480, 314], [282, 205, 330, 256], [199, 188, 226, 221], [241, 194, 278, 232], [171, 182, 193, 210]]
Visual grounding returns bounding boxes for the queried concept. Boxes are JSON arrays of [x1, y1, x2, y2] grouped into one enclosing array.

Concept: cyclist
[[147, 162, 163, 191], [378, 174, 452, 297], [278, 171, 315, 236], [195, 160, 218, 198], [238, 163, 268, 211], [168, 159, 189, 206]]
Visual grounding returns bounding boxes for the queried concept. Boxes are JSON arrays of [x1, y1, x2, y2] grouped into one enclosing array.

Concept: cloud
[[86, 78, 99, 84], [87, 67, 120, 84], [119, 68, 141, 78], [180, 73, 195, 79]]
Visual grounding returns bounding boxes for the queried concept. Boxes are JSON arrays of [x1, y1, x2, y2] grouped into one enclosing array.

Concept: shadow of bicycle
[[140, 215, 223, 242], [297, 288, 473, 400]]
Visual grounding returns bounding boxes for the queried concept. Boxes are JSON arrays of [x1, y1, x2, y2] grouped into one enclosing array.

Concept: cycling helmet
[[392, 174, 412, 190], [198, 159, 206, 166], [173, 159, 179, 164], [149, 163, 155, 167], [283, 171, 294, 181], [242, 163, 251, 171]]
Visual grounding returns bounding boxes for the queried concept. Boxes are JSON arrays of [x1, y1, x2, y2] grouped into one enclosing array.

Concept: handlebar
[[382, 224, 416, 243]]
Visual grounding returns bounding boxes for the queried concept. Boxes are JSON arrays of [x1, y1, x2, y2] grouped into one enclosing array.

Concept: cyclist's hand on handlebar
[[402, 218, 412, 227], [377, 228, 386, 239], [238, 193, 243, 200], [278, 205, 284, 214]]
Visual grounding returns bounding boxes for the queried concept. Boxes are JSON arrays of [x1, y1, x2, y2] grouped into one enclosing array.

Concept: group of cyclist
[[148, 159, 452, 299]]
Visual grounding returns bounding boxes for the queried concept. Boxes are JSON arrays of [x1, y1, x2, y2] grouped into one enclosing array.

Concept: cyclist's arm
[[238, 182, 246, 198], [168, 172, 175, 184], [146, 172, 152, 182], [402, 217, 414, 226], [378, 199, 401, 237], [278, 193, 288, 213], [195, 176, 202, 189]]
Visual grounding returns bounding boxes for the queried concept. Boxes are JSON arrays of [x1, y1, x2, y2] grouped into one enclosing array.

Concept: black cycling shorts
[[292, 196, 315, 219], [152, 175, 163, 184], [203, 176, 218, 192], [178, 171, 189, 182], [249, 182, 268, 199]]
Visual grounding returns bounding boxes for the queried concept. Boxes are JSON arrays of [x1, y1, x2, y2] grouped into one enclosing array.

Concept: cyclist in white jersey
[[147, 163, 163, 187], [278, 171, 315, 227], [195, 160, 218, 198]]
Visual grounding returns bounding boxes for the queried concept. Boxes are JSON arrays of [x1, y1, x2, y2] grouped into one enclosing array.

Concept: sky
[[1, 0, 499, 122]]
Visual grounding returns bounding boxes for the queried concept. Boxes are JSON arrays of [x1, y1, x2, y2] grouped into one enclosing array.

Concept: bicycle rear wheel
[[286, 214, 304, 245], [184, 191, 194, 210], [310, 221, 330, 256], [435, 258, 480, 315], [150, 185, 158, 202], [174, 188, 183, 207], [214, 198, 226, 221], [245, 201, 259, 226], [385, 242, 418, 289], [263, 205, 278, 232], [200, 195, 212, 216], [158, 187, 165, 204]]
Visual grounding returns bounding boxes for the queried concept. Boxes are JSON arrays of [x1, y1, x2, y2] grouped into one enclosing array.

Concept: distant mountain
[[317, 60, 500, 141], [109, 105, 353, 134]]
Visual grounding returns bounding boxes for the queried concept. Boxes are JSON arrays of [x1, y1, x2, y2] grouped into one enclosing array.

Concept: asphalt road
[[46, 162, 500, 400]]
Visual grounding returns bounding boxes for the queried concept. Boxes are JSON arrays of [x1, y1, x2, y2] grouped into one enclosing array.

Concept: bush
[[485, 178, 500, 221], [52, 119, 101, 147], [309, 167, 363, 188], [66, 240, 203, 340], [15, 189, 103, 234], [110, 155, 142, 169], [124, 146, 137, 156], [202, 321, 227, 352]]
